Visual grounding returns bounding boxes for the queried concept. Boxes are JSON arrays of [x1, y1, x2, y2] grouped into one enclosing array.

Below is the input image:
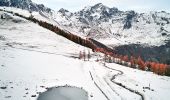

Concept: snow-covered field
[[1, 10, 170, 100]]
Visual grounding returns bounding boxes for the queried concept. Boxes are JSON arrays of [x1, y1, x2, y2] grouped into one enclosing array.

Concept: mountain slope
[[1, 6, 170, 100]]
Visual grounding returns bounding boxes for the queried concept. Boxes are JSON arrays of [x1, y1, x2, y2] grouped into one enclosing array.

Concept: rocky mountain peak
[[90, 3, 109, 13], [92, 3, 105, 9], [74, 3, 120, 23], [58, 8, 69, 13], [58, 8, 73, 17]]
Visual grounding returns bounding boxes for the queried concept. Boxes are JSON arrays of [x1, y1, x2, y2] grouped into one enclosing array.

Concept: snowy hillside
[[1, 9, 170, 100], [54, 3, 170, 46]]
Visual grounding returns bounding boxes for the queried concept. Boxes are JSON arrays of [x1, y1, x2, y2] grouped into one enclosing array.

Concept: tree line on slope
[[87, 37, 170, 76], [93, 47, 170, 76]]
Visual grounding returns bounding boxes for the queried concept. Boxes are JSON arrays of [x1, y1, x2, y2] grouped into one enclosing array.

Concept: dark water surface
[[37, 86, 88, 100]]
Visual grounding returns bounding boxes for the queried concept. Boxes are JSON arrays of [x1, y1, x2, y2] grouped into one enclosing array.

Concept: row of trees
[[79, 50, 91, 61], [130, 56, 168, 75], [94, 47, 170, 76]]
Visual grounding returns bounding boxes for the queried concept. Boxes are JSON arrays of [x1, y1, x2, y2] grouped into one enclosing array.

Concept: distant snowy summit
[[0, 0, 52, 13], [55, 3, 170, 46]]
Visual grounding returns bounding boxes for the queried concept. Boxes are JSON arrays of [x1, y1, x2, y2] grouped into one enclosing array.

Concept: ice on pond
[[37, 86, 88, 100]]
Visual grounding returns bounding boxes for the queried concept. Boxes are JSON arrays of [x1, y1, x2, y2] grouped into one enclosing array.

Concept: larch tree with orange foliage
[[145, 61, 152, 71], [123, 55, 129, 62], [137, 56, 145, 70], [159, 64, 166, 75], [150, 62, 159, 74]]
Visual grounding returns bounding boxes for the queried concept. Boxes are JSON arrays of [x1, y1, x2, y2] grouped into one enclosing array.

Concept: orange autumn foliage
[[137, 56, 145, 70], [122, 55, 129, 62]]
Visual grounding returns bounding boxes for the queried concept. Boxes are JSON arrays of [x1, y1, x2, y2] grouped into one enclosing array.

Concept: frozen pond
[[37, 86, 88, 100]]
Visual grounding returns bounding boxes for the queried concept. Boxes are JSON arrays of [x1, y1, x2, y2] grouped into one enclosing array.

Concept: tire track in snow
[[5, 44, 69, 56], [88, 62, 123, 100], [103, 78, 124, 100], [103, 64, 145, 100], [89, 71, 110, 100]]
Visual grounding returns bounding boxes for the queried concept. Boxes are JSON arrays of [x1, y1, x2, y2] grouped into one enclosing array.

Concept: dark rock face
[[79, 17, 89, 25], [58, 8, 69, 14], [0, 0, 10, 6], [123, 11, 136, 29], [58, 8, 72, 17], [0, 0, 52, 13]]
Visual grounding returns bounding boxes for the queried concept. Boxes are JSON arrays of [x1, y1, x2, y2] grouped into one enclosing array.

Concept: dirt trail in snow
[[102, 64, 145, 100]]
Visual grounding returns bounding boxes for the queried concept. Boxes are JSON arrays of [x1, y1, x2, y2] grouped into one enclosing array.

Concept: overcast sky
[[32, 0, 170, 13]]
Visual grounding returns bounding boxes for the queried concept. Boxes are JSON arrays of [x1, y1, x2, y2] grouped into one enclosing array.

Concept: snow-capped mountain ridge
[[1, 1, 169, 46], [0, 0, 52, 14], [55, 3, 170, 46]]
